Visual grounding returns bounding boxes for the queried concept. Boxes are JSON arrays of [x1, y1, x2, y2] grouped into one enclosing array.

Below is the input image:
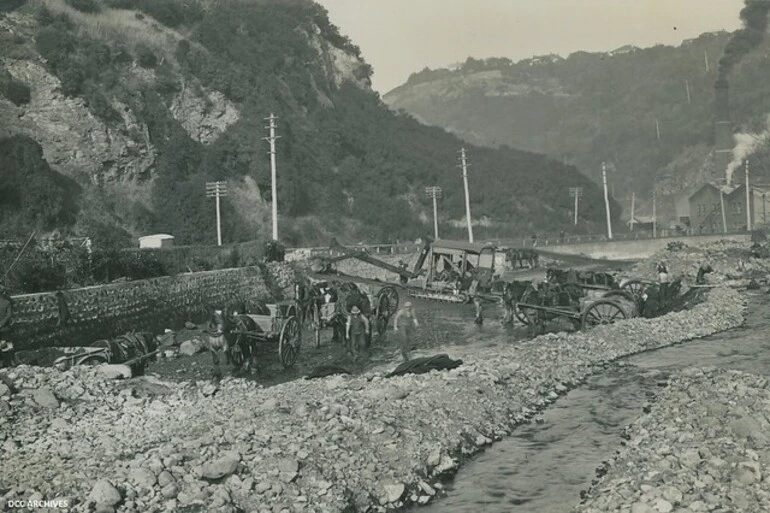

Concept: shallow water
[[415, 292, 770, 513]]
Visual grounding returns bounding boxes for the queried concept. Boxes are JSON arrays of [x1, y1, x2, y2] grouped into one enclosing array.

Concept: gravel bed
[[575, 367, 770, 513], [0, 288, 744, 513]]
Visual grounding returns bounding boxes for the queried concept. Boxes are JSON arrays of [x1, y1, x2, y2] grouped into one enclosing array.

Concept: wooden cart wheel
[[279, 316, 301, 368], [580, 299, 627, 330], [620, 280, 646, 302], [377, 286, 399, 317], [230, 333, 247, 367], [515, 288, 538, 325], [312, 302, 321, 349]]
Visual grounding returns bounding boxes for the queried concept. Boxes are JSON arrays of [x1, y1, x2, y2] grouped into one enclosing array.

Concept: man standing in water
[[393, 301, 419, 361], [345, 306, 369, 362]]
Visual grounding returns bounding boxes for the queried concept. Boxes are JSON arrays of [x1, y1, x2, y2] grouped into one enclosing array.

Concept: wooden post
[[602, 162, 613, 239], [719, 188, 728, 233]]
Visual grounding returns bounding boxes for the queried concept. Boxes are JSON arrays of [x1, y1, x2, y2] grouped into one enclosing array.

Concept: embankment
[[0, 286, 744, 513], [545, 233, 751, 261], [575, 368, 770, 513]]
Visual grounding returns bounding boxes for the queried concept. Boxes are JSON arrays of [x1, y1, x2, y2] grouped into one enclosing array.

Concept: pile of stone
[[0, 287, 744, 513], [631, 241, 770, 286], [265, 261, 298, 299], [332, 252, 420, 283], [575, 368, 770, 513]]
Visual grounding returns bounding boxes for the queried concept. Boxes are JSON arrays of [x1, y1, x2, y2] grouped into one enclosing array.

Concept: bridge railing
[[488, 229, 752, 248]]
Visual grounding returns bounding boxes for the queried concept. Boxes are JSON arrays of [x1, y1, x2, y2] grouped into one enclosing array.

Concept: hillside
[[384, 30, 770, 222], [0, 0, 615, 248]]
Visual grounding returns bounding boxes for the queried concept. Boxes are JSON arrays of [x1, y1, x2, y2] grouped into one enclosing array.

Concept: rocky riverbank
[[575, 367, 770, 513], [0, 288, 744, 513]]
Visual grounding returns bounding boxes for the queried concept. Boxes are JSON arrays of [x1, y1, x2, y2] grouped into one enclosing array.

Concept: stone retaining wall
[[7, 267, 271, 351]]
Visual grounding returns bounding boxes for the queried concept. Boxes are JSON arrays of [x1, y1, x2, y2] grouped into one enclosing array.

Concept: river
[[414, 291, 770, 513]]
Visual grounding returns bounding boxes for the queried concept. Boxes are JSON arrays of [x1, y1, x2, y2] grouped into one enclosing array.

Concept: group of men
[[345, 301, 419, 362]]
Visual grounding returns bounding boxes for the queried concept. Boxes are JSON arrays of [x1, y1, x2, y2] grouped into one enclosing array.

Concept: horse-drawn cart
[[516, 284, 639, 334], [231, 300, 302, 368], [309, 281, 399, 348]]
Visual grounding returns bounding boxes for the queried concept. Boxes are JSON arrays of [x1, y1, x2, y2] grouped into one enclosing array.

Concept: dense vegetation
[[386, 30, 770, 204], [0, 135, 81, 237], [1, 0, 615, 248]]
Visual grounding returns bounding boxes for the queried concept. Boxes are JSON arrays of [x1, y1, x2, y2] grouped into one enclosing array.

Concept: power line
[[205, 181, 228, 246], [569, 187, 583, 226], [424, 186, 442, 239], [263, 113, 280, 241], [458, 147, 474, 243]]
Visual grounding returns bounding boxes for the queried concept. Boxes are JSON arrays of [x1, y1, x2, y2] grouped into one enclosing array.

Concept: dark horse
[[500, 280, 535, 324], [202, 309, 258, 377], [505, 248, 539, 269]]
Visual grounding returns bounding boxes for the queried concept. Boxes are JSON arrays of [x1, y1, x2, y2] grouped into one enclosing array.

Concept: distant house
[[138, 234, 174, 249], [673, 191, 692, 225], [627, 215, 655, 232], [688, 183, 770, 233]]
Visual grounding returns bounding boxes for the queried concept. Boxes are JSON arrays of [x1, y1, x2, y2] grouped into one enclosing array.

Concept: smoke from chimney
[[714, 0, 770, 184], [726, 115, 770, 184], [717, 0, 770, 82]]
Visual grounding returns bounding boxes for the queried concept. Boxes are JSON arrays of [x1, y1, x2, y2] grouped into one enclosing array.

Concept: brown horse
[[501, 280, 534, 324], [203, 309, 258, 377]]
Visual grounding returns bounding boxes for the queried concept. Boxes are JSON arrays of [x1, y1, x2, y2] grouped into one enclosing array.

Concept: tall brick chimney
[[714, 78, 733, 183]]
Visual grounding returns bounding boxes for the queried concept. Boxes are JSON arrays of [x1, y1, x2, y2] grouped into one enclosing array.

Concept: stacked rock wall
[[7, 267, 271, 351]]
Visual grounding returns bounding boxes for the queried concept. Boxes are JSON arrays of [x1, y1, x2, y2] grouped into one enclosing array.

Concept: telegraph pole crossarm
[[263, 113, 281, 241], [205, 181, 228, 247], [424, 186, 443, 239]]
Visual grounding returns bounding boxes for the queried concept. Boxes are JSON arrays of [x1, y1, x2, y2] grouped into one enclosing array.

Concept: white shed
[[138, 234, 175, 249]]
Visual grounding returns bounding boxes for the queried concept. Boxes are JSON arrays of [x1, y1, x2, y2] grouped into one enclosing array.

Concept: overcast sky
[[315, 0, 745, 94]]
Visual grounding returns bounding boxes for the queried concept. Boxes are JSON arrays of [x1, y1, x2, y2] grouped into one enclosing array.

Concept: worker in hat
[[696, 261, 714, 285], [393, 301, 419, 362], [345, 305, 369, 362]]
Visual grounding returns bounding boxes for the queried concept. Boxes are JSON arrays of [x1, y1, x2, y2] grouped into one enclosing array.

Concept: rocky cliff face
[[0, 9, 243, 185], [1, 58, 156, 185]]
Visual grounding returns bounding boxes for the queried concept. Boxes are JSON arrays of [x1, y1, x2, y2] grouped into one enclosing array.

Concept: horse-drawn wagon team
[[1, 238, 713, 377]]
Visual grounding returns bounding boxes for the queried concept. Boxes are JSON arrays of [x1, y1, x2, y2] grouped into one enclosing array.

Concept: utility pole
[[630, 191, 636, 231], [424, 186, 442, 239], [602, 162, 613, 239], [685, 79, 692, 104], [652, 189, 657, 238], [569, 187, 583, 225], [746, 159, 752, 231], [459, 147, 474, 243], [719, 187, 728, 233], [655, 118, 660, 141], [205, 181, 228, 246], [264, 113, 280, 241], [704, 50, 710, 72]]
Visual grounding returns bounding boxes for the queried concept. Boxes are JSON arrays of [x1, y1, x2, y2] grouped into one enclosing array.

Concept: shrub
[[136, 44, 157, 68], [65, 0, 102, 13], [11, 256, 68, 293], [0, 0, 25, 13], [0, 72, 31, 105]]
